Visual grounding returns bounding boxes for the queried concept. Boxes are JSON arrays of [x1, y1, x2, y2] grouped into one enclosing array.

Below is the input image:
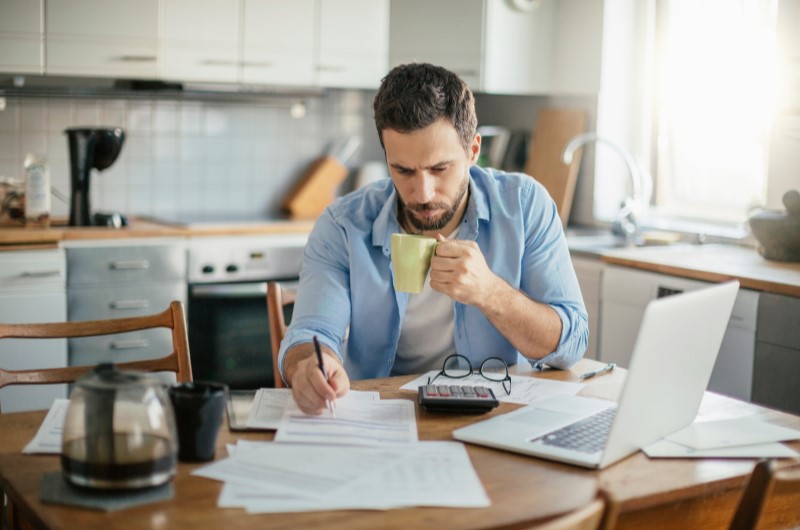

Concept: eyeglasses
[[427, 354, 512, 396]]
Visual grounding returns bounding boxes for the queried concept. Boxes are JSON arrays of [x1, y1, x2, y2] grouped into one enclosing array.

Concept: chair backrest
[[528, 497, 606, 530], [0, 301, 192, 398], [267, 282, 296, 389], [729, 458, 800, 530]]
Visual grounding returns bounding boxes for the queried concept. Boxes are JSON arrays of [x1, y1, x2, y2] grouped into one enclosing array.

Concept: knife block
[[283, 156, 348, 219]]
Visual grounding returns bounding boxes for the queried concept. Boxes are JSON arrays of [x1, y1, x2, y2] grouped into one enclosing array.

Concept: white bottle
[[24, 152, 51, 227]]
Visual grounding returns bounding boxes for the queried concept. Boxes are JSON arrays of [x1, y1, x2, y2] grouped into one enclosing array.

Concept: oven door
[[187, 282, 294, 390]]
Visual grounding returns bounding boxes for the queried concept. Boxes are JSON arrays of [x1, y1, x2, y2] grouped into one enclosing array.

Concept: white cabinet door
[[389, 0, 557, 94], [317, 0, 389, 89], [45, 0, 158, 77], [241, 0, 315, 86], [484, 0, 555, 94], [160, 0, 239, 83], [389, 0, 484, 89], [0, 250, 68, 413], [570, 255, 603, 360], [0, 0, 43, 74]]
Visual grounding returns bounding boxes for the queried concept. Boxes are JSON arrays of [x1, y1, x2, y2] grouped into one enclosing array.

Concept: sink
[[566, 231, 687, 254]]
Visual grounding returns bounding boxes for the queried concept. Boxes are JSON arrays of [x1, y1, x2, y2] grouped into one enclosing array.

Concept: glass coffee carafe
[[61, 364, 178, 489]]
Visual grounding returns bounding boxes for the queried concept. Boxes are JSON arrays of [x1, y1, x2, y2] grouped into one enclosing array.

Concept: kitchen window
[[594, 0, 782, 231], [650, 0, 779, 224]]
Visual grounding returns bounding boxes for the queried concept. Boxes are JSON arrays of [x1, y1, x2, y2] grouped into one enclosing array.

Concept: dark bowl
[[748, 210, 800, 262]]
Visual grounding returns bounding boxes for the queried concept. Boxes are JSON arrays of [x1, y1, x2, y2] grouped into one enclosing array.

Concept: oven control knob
[[201, 265, 214, 274], [226, 264, 239, 273]]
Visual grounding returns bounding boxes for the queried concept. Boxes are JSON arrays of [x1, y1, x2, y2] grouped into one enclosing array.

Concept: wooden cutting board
[[524, 108, 587, 226]]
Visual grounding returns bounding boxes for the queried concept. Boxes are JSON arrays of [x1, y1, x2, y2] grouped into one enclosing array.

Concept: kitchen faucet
[[562, 133, 650, 241]]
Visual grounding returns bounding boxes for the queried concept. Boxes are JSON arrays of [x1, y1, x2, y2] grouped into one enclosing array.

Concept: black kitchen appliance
[[65, 127, 126, 227]]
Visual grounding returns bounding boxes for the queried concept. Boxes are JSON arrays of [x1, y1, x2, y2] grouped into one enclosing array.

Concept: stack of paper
[[194, 440, 490, 512], [644, 416, 800, 458], [197, 391, 490, 511]]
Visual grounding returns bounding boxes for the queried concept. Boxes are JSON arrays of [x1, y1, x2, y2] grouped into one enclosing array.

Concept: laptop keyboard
[[536, 407, 617, 454]]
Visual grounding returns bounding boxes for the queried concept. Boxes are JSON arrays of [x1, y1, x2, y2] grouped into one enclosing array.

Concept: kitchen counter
[[0, 217, 315, 250], [599, 243, 800, 297]]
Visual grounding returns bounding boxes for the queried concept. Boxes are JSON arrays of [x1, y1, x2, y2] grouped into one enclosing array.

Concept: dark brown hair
[[373, 63, 477, 151]]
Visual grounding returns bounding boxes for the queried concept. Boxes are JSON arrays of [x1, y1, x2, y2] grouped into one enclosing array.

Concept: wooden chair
[[0, 300, 191, 530], [0, 300, 192, 403], [729, 458, 800, 530], [527, 496, 606, 530], [267, 282, 296, 389]]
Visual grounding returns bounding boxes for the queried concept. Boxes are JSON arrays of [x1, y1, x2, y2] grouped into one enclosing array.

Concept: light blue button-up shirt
[[278, 166, 588, 381]]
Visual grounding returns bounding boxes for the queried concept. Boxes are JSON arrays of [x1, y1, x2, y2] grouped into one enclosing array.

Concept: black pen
[[313, 336, 336, 417], [579, 362, 616, 381]]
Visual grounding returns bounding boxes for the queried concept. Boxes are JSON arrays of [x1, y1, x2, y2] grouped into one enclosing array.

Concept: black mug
[[168, 381, 228, 462]]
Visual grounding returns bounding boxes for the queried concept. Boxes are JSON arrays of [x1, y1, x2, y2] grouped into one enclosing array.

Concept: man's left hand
[[429, 235, 501, 306]]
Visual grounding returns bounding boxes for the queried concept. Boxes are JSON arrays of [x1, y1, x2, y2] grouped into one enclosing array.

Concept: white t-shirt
[[392, 230, 458, 375]]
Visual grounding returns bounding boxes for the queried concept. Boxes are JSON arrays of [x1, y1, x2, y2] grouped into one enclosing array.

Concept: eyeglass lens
[[442, 354, 472, 378], [479, 357, 508, 382]]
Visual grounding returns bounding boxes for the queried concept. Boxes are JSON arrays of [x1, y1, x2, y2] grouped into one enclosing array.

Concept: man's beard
[[401, 175, 469, 232]]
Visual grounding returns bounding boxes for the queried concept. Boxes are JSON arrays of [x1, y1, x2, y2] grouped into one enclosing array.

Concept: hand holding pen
[[313, 336, 337, 417]]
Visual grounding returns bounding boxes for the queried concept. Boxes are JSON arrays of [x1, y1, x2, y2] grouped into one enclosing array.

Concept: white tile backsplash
[[0, 91, 370, 218]]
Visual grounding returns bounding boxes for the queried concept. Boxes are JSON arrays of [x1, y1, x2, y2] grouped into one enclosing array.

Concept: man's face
[[383, 119, 480, 235]]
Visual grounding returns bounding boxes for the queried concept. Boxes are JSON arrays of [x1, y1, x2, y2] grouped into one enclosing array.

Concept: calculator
[[418, 384, 500, 413]]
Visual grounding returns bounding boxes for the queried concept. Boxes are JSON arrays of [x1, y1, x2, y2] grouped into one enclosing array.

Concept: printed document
[[274, 397, 417, 445], [194, 441, 490, 512], [23, 398, 69, 454], [245, 389, 379, 430]]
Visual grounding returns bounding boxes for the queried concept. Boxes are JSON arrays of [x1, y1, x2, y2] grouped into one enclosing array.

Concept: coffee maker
[[65, 127, 126, 227]]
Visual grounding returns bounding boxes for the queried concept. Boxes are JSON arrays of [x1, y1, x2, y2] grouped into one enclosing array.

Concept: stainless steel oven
[[185, 234, 306, 389]]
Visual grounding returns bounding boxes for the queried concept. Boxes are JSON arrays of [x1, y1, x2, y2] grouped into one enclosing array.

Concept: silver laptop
[[453, 280, 740, 469]]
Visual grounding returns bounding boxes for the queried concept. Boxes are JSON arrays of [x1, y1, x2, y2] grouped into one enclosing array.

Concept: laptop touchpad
[[510, 408, 574, 430]]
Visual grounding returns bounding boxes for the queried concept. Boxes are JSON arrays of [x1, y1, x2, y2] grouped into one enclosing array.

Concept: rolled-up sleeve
[[278, 209, 352, 381], [520, 180, 588, 370]]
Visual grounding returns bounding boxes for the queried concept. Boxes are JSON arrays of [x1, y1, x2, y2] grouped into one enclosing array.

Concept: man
[[279, 63, 587, 414]]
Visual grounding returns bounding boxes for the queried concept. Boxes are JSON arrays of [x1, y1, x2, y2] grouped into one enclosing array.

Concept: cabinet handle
[[201, 59, 238, 66], [454, 69, 479, 77], [116, 55, 157, 62], [21, 270, 62, 278], [110, 299, 150, 310], [240, 61, 273, 68], [110, 260, 150, 270], [317, 65, 346, 72], [111, 339, 149, 350]]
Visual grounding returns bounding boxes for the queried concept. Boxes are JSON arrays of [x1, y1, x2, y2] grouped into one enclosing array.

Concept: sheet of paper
[[205, 441, 490, 512], [193, 443, 405, 498], [245, 389, 380, 430], [665, 417, 800, 450], [274, 397, 417, 445], [22, 398, 69, 454], [401, 371, 583, 405], [643, 439, 799, 459]]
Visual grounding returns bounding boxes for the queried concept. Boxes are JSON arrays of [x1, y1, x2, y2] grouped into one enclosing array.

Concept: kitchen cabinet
[[45, 0, 159, 78], [0, 0, 43, 74], [600, 265, 759, 401], [65, 239, 187, 373], [241, 0, 316, 86], [753, 293, 800, 415], [0, 249, 68, 413], [316, 0, 389, 89], [160, 0, 240, 83], [570, 254, 603, 360], [389, 0, 555, 94]]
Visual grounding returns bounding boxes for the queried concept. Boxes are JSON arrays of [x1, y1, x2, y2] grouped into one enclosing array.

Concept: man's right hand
[[284, 344, 350, 415]]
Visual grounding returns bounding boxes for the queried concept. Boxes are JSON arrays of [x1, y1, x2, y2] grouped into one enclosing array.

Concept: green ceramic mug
[[391, 233, 438, 294]]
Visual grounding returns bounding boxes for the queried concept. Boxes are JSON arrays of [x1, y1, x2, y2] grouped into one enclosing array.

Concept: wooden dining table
[[2, 358, 799, 530]]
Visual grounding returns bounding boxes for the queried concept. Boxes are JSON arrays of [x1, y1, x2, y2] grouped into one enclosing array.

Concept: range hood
[[0, 74, 326, 102]]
